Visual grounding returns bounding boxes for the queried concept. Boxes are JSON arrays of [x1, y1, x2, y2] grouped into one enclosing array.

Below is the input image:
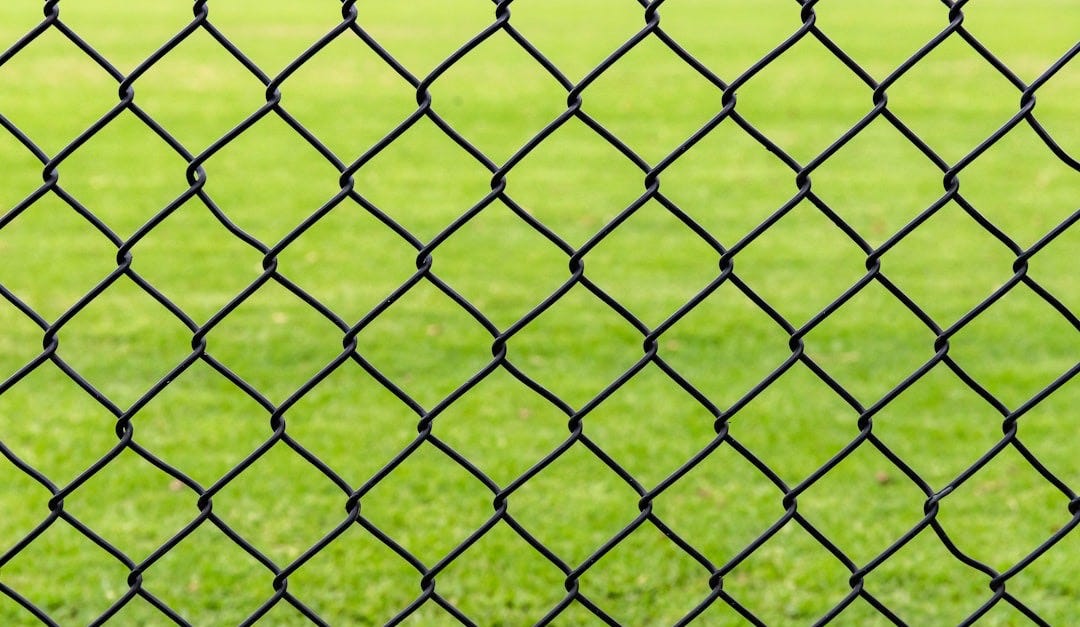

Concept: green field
[[0, 0, 1077, 624]]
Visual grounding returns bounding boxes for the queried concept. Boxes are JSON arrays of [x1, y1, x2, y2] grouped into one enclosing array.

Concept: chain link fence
[[0, 0, 1077, 624]]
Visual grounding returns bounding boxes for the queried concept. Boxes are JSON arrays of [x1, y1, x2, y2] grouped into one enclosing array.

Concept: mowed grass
[[0, 0, 1078, 624]]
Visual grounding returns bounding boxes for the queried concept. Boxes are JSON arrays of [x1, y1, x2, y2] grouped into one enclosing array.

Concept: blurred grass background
[[0, 0, 1077, 624]]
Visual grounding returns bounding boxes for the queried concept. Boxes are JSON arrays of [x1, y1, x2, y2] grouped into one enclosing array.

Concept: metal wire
[[0, 0, 1076, 624]]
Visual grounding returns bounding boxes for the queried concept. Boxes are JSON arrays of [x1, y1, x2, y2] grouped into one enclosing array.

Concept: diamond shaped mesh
[[0, 0, 1077, 624]]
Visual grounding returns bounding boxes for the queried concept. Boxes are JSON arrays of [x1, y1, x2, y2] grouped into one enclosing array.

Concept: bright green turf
[[0, 0, 1077, 625]]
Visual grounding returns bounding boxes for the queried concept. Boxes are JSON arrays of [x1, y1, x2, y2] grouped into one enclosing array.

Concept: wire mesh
[[0, 0, 1077, 624]]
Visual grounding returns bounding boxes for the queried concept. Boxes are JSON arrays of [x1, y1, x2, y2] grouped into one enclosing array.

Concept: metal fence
[[1, 0, 1077, 624]]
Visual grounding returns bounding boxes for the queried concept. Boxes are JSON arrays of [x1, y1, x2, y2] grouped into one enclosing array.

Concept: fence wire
[[0, 0, 1077, 624]]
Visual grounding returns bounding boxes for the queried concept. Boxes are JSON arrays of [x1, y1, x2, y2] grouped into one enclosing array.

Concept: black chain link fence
[[0, 0, 1077, 624]]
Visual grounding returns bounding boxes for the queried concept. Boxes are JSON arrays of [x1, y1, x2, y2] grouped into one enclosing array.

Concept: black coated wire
[[0, 0, 1076, 624]]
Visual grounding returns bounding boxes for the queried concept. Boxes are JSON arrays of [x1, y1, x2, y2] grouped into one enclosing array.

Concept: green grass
[[0, 0, 1078, 624]]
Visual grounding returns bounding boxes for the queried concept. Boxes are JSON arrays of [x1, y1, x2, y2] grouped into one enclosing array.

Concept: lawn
[[0, 0, 1077, 625]]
